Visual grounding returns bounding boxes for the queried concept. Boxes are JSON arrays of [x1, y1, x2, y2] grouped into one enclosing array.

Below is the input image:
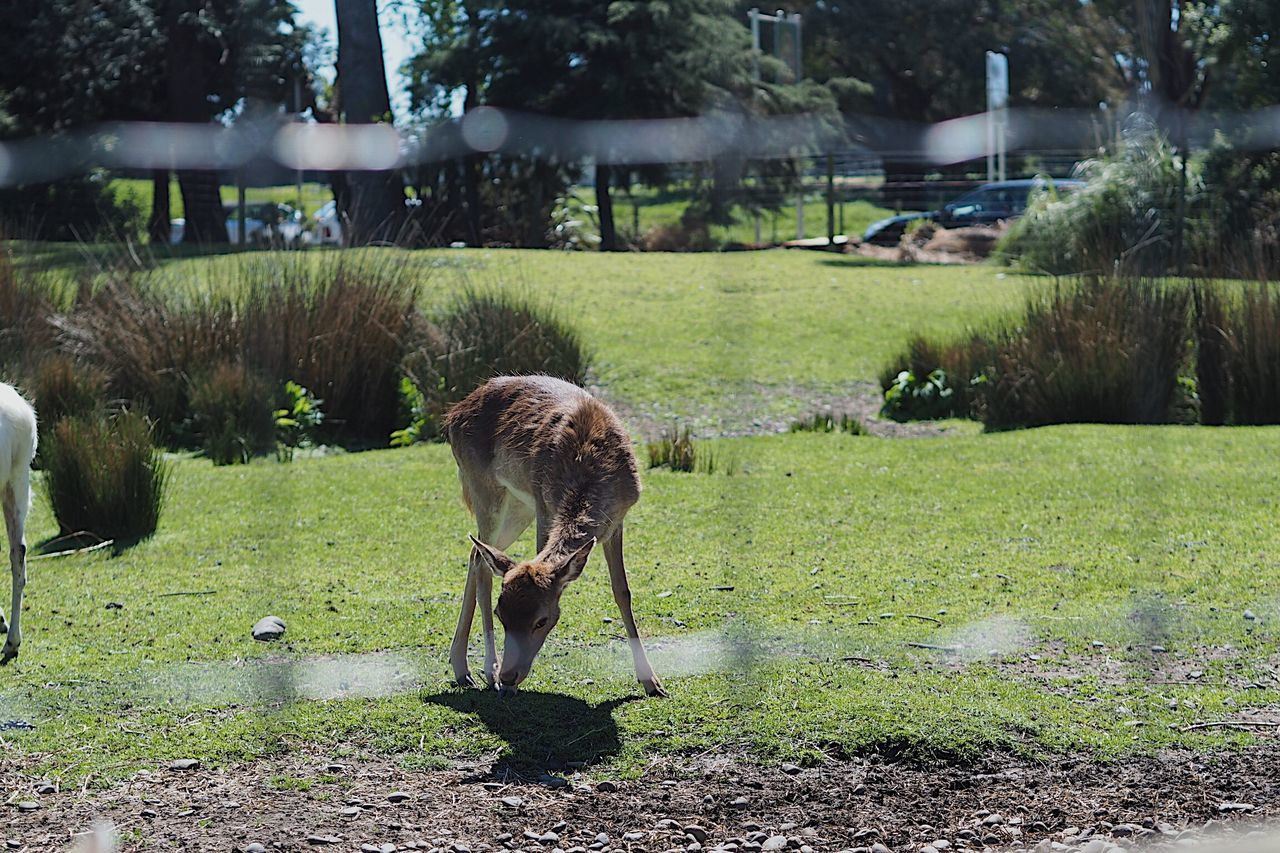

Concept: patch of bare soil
[[4, 747, 1280, 852], [588, 380, 961, 442]]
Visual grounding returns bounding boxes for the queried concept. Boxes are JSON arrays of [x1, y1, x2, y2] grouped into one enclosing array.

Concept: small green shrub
[[789, 412, 866, 435], [399, 289, 589, 444], [42, 412, 170, 542], [188, 364, 276, 465], [647, 427, 697, 472], [882, 369, 958, 422], [274, 380, 324, 461]]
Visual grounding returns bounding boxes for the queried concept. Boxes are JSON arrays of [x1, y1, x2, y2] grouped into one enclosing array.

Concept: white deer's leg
[[603, 524, 665, 697], [2, 474, 29, 665]]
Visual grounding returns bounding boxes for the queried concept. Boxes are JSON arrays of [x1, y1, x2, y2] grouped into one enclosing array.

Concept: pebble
[[595, 781, 617, 793], [538, 774, 569, 788], [1244, 610, 1257, 621], [34, 784, 55, 795], [624, 832, 646, 842], [252, 615, 287, 641], [762, 837, 787, 851], [781, 763, 802, 775], [5, 842, 19, 851], [325, 763, 346, 773], [730, 796, 750, 809], [387, 791, 412, 803], [341, 806, 362, 817], [595, 833, 610, 845], [501, 796, 524, 808], [870, 844, 891, 853], [14, 803, 36, 812], [306, 837, 341, 846], [141, 809, 158, 819], [539, 832, 561, 845], [245, 845, 266, 853], [1218, 802, 1255, 813], [685, 826, 709, 843], [169, 758, 200, 771]]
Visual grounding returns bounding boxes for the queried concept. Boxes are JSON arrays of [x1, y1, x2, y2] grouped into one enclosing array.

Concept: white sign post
[[986, 51, 1008, 182]]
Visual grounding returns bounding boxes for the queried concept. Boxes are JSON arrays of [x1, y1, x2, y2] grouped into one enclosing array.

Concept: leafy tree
[[0, 0, 313, 243]]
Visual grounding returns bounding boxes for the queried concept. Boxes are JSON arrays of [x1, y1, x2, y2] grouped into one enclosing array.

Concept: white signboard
[[986, 51, 1009, 111]]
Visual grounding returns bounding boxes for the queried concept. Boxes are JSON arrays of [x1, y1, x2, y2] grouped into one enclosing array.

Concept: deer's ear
[[554, 537, 596, 586], [470, 535, 515, 578]]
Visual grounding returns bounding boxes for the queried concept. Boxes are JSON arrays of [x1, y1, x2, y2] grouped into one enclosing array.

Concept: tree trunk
[[147, 169, 170, 245], [164, 0, 226, 244], [334, 0, 404, 245], [596, 162, 617, 251]]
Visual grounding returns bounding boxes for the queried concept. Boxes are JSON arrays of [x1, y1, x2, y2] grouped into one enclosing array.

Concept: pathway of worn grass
[[2, 425, 1278, 782]]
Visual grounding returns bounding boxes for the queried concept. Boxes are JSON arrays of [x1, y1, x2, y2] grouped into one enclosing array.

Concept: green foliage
[[389, 375, 433, 448], [789, 412, 866, 435], [999, 136, 1191, 275], [273, 380, 324, 461], [882, 369, 958, 422], [188, 364, 277, 465], [41, 411, 169, 542]]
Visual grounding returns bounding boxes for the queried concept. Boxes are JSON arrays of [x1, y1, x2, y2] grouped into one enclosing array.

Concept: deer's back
[[446, 376, 640, 508]]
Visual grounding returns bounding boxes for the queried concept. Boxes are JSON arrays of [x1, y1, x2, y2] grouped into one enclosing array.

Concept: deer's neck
[[540, 487, 605, 560]]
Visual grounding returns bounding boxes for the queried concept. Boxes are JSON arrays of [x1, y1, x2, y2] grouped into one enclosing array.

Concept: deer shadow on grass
[[421, 688, 641, 779]]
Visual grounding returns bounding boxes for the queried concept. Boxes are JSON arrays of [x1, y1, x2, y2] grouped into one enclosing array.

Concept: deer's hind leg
[[1, 471, 29, 665], [603, 522, 665, 697]]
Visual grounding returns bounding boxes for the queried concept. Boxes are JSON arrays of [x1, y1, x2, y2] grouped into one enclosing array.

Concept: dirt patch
[[587, 380, 963, 441], [4, 747, 1280, 852]]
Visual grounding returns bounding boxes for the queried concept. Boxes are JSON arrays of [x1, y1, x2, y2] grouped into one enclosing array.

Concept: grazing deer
[[445, 376, 665, 697], [0, 382, 35, 665]]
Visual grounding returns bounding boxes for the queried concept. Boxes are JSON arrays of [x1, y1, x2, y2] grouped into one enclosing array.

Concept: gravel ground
[[4, 746, 1280, 852]]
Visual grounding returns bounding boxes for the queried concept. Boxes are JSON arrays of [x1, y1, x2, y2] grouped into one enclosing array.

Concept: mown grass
[[3, 425, 1278, 782]]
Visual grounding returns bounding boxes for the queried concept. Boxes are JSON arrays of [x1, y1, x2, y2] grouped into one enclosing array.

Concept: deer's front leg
[[449, 563, 480, 687], [476, 566, 499, 688], [603, 525, 665, 697]]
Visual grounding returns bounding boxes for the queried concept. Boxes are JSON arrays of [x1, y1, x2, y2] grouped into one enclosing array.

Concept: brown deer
[[445, 376, 665, 697]]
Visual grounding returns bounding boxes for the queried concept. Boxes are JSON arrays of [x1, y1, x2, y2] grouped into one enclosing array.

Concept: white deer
[[445, 376, 665, 697], [0, 382, 36, 665]]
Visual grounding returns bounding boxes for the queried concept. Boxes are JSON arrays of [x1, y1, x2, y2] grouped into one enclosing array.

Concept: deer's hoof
[[0, 643, 16, 666], [454, 672, 478, 689], [641, 677, 667, 698]]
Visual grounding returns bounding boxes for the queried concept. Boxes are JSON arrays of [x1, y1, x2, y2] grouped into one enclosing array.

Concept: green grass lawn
[[3, 247, 1276, 785], [3, 425, 1278, 783], [110, 178, 335, 220]]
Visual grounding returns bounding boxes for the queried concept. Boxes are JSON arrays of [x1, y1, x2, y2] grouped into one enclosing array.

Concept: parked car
[[170, 202, 302, 246], [862, 177, 1084, 246]]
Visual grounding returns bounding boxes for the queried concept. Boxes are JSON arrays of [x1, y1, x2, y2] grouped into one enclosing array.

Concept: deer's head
[[469, 535, 595, 695]]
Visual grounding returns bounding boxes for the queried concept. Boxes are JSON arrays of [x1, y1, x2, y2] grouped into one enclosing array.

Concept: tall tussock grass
[[42, 412, 170, 543], [979, 278, 1190, 430], [54, 255, 423, 445], [1195, 283, 1280, 425], [881, 277, 1192, 430]]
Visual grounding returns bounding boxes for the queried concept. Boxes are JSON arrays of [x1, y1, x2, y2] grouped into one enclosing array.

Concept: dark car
[[863, 177, 1084, 246]]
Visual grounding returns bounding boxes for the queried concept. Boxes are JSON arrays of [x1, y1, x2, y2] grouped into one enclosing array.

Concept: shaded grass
[[4, 426, 1279, 781]]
